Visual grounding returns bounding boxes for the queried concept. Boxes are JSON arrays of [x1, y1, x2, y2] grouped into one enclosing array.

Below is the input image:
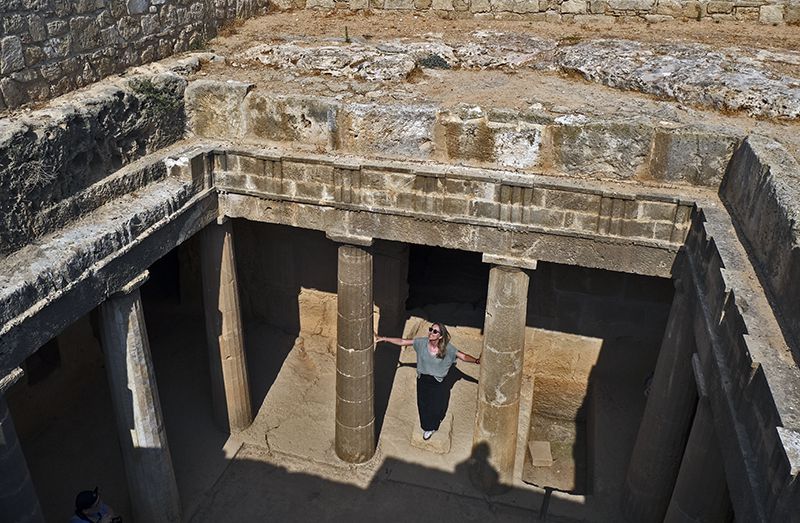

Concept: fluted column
[[472, 262, 530, 493], [99, 273, 181, 523], [664, 358, 732, 523], [200, 219, 253, 433], [0, 382, 44, 523], [622, 276, 698, 522], [335, 243, 376, 463]]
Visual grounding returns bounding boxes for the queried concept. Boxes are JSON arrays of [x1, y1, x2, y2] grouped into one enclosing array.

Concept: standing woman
[[377, 322, 480, 440]]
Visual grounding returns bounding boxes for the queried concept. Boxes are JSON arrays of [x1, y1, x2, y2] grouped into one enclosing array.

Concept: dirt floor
[[213, 10, 800, 54], [192, 10, 800, 163]]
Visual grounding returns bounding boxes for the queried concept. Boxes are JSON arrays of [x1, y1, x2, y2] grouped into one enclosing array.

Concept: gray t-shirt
[[413, 337, 457, 382]]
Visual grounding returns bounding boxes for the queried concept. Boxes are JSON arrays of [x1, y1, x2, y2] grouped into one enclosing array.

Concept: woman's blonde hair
[[432, 322, 451, 359]]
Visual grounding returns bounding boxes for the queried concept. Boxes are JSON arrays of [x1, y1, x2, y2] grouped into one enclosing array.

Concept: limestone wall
[[684, 207, 800, 520], [283, 0, 798, 24], [0, 67, 190, 257], [187, 81, 740, 188], [720, 136, 800, 353], [0, 0, 267, 110]]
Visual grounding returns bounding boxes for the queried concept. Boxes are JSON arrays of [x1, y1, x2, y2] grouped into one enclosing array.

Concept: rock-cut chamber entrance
[[6, 219, 684, 521]]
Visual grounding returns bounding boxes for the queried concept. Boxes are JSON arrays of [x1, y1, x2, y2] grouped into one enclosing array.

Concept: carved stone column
[[664, 356, 732, 523], [0, 369, 44, 523], [472, 256, 531, 492], [99, 273, 181, 523], [200, 218, 253, 433], [334, 240, 375, 463], [622, 276, 698, 522]]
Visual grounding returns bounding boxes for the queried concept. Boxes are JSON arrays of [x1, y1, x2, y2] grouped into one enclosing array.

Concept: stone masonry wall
[[684, 207, 800, 520], [720, 136, 800, 354], [0, 65, 191, 257], [0, 0, 267, 110], [283, 0, 800, 25]]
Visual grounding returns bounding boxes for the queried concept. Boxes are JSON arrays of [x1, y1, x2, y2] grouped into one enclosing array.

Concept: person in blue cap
[[70, 487, 119, 523]]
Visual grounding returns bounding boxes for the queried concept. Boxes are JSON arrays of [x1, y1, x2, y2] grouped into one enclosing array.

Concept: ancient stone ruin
[[1, 2, 799, 522]]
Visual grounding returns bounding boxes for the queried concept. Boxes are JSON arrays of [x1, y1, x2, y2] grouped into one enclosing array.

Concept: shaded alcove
[[404, 243, 674, 512]]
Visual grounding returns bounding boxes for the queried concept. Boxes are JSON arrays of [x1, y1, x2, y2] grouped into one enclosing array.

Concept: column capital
[[326, 231, 373, 247], [111, 271, 150, 298], [481, 253, 537, 271]]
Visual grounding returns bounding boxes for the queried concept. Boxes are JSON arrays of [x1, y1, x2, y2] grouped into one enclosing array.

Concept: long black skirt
[[417, 374, 447, 431]]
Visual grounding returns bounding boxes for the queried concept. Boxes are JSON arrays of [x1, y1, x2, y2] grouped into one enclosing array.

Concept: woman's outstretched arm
[[375, 336, 414, 347], [456, 350, 480, 364]]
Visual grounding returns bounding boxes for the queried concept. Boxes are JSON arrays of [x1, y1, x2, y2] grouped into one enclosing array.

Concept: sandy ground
[[213, 10, 800, 55], [195, 10, 800, 163]]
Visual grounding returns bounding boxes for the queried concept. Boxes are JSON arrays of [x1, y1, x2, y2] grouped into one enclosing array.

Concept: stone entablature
[[214, 148, 695, 247], [0, 0, 267, 110], [285, 0, 799, 25], [186, 81, 741, 189]]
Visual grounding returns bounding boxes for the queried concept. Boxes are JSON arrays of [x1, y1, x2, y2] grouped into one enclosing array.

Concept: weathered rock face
[[0, 0, 268, 110], [0, 71, 187, 256], [555, 39, 800, 120], [230, 34, 800, 121], [291, 0, 795, 25], [720, 136, 800, 352], [185, 79, 741, 187]]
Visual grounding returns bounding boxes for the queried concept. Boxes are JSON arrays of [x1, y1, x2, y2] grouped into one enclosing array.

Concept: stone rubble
[[232, 32, 800, 120]]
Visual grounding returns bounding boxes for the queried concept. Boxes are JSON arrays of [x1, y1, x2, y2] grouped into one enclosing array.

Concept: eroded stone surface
[[229, 32, 800, 120]]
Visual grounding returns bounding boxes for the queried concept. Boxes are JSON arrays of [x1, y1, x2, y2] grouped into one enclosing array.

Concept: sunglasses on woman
[[428, 327, 440, 334]]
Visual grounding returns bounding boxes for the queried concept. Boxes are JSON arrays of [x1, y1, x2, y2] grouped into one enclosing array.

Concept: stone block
[[607, 0, 653, 10], [759, 4, 784, 23], [414, 0, 433, 8], [432, 0, 454, 9], [127, 0, 149, 15], [649, 129, 738, 186], [681, 0, 702, 18], [638, 201, 677, 221], [245, 94, 338, 149], [471, 0, 492, 11], [28, 15, 47, 42], [46, 20, 68, 36], [1, 37, 25, 74], [410, 412, 453, 454], [351, 0, 370, 8], [707, 1, 733, 13], [492, 123, 543, 169], [384, 0, 415, 8], [185, 79, 253, 139], [550, 121, 653, 179], [786, 6, 800, 24], [561, 0, 587, 13], [654, 0, 681, 15], [342, 103, 437, 159], [490, 0, 541, 13], [0, 77, 24, 108], [42, 36, 71, 59], [544, 189, 602, 213]]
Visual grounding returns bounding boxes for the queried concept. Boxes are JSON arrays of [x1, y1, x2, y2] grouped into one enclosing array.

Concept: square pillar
[[99, 272, 181, 523], [621, 274, 698, 522], [471, 255, 532, 493], [200, 218, 253, 433], [0, 369, 44, 523], [333, 237, 376, 464], [664, 355, 732, 522]]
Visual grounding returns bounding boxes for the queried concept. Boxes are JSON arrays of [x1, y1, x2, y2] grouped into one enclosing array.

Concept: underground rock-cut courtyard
[[1, 5, 799, 523]]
